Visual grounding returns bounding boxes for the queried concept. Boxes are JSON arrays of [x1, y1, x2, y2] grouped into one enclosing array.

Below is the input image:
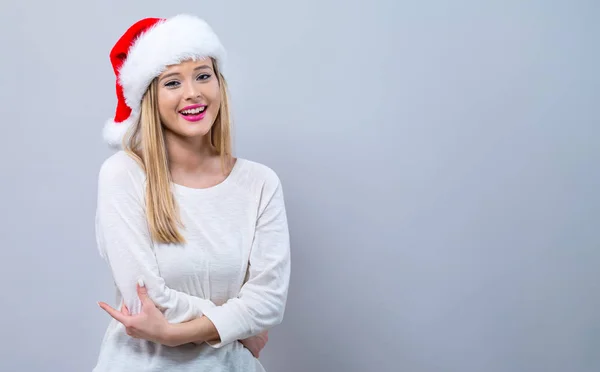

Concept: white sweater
[[92, 151, 290, 372]]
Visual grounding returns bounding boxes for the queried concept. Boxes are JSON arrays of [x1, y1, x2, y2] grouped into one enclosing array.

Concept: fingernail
[[138, 279, 145, 287]]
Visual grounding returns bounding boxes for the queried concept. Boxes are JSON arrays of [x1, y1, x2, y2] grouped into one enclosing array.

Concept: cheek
[[197, 80, 219, 109], [208, 88, 221, 113], [157, 92, 179, 119]]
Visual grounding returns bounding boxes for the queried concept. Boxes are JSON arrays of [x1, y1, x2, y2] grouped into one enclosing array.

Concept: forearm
[[164, 315, 221, 347], [158, 288, 217, 323]]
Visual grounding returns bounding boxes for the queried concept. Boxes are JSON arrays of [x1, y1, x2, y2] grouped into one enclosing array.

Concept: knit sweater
[[92, 151, 290, 372]]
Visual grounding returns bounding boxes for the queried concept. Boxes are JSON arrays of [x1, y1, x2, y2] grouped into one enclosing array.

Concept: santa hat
[[104, 14, 226, 147]]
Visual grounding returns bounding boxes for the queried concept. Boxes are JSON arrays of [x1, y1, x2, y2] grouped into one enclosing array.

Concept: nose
[[183, 80, 202, 101]]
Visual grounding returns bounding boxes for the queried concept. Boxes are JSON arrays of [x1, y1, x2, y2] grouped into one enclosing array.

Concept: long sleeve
[[95, 155, 216, 323], [202, 172, 291, 348]]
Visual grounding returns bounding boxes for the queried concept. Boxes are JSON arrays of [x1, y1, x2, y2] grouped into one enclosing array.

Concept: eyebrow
[[159, 65, 213, 82]]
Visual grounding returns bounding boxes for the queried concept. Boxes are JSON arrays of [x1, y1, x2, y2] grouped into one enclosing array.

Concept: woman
[[93, 14, 291, 372]]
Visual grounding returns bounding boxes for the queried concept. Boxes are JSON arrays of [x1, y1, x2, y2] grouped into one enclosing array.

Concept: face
[[156, 58, 221, 141]]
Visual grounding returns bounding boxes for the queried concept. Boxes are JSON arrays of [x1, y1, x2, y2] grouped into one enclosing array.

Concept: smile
[[179, 105, 207, 122]]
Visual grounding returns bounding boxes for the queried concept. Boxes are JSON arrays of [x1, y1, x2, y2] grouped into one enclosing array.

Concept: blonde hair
[[123, 58, 232, 244]]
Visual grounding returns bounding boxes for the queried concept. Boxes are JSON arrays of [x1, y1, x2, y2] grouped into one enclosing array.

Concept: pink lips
[[179, 104, 207, 122]]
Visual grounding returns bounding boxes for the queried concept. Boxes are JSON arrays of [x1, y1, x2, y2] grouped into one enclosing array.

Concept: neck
[[164, 132, 216, 173]]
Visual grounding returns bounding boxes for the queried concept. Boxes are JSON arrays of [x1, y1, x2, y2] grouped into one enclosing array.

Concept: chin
[[162, 112, 216, 139], [177, 119, 213, 137], [178, 127, 212, 138]]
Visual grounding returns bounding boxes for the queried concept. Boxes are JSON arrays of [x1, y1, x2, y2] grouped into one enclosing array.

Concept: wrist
[[161, 321, 203, 347], [161, 323, 178, 347], [157, 316, 220, 347]]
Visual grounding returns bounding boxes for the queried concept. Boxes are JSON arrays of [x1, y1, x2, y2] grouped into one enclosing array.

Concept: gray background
[[1, 0, 598, 371]]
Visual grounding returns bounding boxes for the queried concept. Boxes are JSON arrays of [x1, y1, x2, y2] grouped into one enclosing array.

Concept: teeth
[[181, 106, 206, 115]]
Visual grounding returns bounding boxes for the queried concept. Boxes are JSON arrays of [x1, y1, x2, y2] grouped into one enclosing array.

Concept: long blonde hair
[[123, 58, 232, 244]]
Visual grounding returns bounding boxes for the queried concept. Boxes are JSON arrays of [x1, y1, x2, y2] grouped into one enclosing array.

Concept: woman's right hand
[[240, 330, 269, 358]]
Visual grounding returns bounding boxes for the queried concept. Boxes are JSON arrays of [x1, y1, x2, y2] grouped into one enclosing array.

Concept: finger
[[244, 343, 258, 358], [98, 301, 128, 325], [136, 279, 151, 305], [121, 300, 130, 316]]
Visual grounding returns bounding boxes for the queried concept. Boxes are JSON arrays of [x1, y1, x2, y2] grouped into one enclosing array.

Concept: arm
[[100, 279, 269, 353], [164, 315, 267, 353], [163, 174, 291, 347], [96, 156, 217, 324], [164, 315, 221, 346]]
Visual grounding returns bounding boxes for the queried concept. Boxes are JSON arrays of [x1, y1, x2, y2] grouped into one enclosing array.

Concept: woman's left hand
[[240, 330, 269, 358], [98, 281, 172, 346]]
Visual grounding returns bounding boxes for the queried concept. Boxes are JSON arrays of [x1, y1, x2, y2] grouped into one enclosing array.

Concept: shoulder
[[98, 150, 145, 187], [231, 158, 286, 205], [234, 158, 282, 191]]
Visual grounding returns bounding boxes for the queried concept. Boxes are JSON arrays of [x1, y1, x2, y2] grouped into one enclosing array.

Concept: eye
[[164, 80, 181, 88], [197, 73, 211, 81], [164, 80, 180, 88]]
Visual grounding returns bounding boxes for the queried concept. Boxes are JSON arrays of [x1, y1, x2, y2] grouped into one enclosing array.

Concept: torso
[[93, 150, 278, 372]]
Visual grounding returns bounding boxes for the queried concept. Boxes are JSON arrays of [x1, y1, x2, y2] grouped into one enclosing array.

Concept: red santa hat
[[104, 14, 226, 147]]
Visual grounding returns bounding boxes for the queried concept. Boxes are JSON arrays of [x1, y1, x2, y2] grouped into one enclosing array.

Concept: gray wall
[[1, 1, 598, 371]]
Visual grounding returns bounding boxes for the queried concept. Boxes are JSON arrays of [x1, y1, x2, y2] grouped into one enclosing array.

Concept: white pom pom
[[102, 117, 134, 148]]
